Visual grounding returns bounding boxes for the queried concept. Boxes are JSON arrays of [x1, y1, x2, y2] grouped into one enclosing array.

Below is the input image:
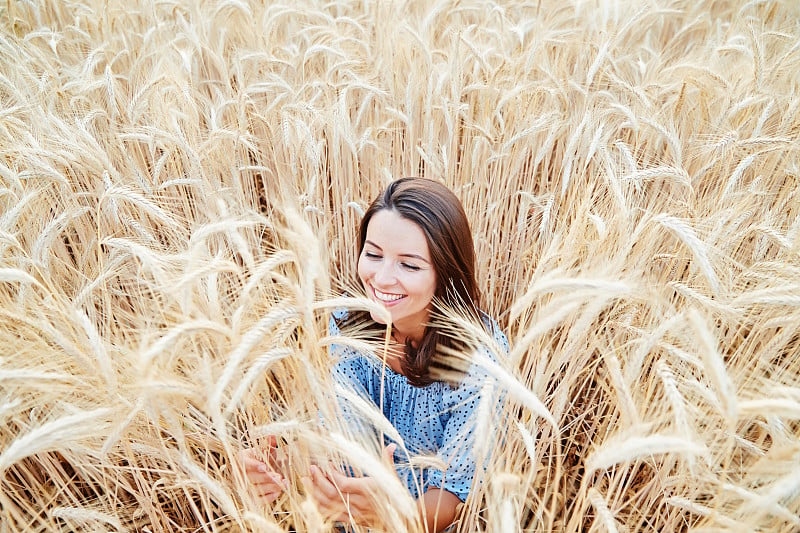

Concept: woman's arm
[[303, 442, 461, 532], [302, 443, 398, 526], [418, 488, 462, 532], [305, 463, 462, 532]]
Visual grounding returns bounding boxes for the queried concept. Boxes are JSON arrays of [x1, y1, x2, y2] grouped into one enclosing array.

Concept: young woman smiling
[[241, 178, 508, 531]]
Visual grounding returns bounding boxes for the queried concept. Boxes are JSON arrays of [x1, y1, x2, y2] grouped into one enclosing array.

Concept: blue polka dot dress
[[328, 309, 510, 502]]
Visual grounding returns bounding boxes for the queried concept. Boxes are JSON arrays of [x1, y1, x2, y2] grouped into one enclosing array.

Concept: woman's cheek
[[356, 256, 368, 284]]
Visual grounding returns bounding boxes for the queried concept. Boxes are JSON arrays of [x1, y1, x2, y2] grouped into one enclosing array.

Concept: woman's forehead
[[365, 210, 431, 257]]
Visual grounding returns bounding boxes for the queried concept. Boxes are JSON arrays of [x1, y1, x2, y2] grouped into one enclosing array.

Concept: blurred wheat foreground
[[1, 0, 800, 531]]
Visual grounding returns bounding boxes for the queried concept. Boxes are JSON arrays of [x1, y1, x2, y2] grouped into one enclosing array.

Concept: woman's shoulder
[[328, 308, 350, 335], [440, 312, 508, 397], [332, 308, 350, 321], [328, 309, 358, 358], [479, 312, 510, 354], [328, 309, 381, 370]]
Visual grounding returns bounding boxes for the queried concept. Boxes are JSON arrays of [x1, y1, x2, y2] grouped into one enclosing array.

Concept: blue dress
[[328, 309, 510, 502]]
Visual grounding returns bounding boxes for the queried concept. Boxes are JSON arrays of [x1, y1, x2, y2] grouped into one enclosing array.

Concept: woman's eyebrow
[[364, 240, 430, 264], [399, 253, 430, 264]]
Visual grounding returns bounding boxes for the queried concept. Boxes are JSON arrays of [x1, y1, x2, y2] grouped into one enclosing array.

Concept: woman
[[242, 178, 508, 531]]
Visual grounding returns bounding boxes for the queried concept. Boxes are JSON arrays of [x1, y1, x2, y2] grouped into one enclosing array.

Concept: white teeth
[[374, 288, 405, 302]]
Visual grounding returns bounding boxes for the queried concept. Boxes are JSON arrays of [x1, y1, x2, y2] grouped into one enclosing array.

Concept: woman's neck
[[391, 324, 425, 347], [382, 335, 405, 374], [384, 326, 424, 376]]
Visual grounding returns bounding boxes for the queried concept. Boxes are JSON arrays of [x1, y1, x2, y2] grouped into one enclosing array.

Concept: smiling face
[[357, 209, 437, 341]]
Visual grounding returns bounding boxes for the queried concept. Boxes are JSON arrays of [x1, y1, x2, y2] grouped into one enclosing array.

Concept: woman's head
[[355, 178, 479, 385], [358, 208, 438, 337]]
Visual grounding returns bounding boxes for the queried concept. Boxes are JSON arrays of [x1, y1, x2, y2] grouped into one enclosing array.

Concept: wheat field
[[1, 0, 799, 531]]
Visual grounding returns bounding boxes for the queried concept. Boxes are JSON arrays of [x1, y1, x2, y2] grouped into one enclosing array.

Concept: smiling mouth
[[372, 287, 407, 303]]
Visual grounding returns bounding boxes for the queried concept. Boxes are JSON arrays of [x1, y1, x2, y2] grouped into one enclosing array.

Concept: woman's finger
[[242, 437, 283, 467], [303, 477, 340, 518], [252, 472, 285, 488], [323, 472, 378, 522], [328, 470, 363, 494], [310, 465, 340, 500], [382, 443, 397, 465], [257, 488, 282, 503], [254, 483, 282, 497], [242, 456, 269, 473], [240, 448, 279, 474]]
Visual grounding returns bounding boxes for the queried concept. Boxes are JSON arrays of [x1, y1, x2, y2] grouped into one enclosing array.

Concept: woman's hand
[[238, 436, 288, 503], [303, 443, 397, 526]]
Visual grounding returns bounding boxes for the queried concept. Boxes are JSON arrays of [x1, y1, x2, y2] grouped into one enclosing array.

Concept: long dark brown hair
[[353, 177, 481, 387]]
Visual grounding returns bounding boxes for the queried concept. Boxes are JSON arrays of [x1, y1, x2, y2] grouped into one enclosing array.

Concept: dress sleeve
[[426, 321, 510, 502], [329, 313, 368, 390], [328, 313, 375, 437]]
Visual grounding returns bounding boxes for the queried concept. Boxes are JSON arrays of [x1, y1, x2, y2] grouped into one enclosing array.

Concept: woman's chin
[[369, 310, 388, 325]]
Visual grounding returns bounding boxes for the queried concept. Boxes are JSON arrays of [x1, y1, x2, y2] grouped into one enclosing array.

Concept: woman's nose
[[373, 261, 395, 286]]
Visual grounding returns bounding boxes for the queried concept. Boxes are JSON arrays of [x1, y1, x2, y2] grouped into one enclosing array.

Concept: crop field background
[[1, 0, 799, 531]]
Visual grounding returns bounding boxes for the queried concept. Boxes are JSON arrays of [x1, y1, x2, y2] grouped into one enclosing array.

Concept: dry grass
[[2, 0, 799, 531]]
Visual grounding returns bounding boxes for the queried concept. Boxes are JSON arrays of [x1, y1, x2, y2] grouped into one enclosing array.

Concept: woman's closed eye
[[363, 249, 421, 271]]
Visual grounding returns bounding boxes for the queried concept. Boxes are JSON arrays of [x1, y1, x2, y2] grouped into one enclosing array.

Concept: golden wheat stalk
[[1, 0, 799, 531]]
